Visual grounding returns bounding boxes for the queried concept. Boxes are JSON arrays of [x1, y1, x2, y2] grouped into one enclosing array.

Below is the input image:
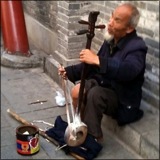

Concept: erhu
[[63, 11, 105, 147]]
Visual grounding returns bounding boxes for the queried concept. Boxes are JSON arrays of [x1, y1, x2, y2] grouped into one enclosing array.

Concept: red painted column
[[1, 1, 31, 56]]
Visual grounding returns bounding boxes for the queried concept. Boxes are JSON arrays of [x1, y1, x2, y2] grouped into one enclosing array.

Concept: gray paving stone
[[1, 145, 33, 159], [1, 112, 10, 128], [141, 129, 159, 159], [1, 127, 16, 147]]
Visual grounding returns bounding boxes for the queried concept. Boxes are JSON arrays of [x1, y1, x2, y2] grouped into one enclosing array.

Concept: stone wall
[[23, 1, 58, 31], [22, 1, 159, 109]]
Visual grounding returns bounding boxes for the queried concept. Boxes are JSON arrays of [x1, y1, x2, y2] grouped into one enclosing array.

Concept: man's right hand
[[58, 65, 68, 79]]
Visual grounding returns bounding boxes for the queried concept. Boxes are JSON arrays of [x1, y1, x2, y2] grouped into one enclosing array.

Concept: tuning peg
[[78, 20, 89, 25], [95, 24, 106, 29], [76, 29, 88, 35]]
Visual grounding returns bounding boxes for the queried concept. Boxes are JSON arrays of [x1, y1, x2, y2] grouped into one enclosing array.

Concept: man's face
[[106, 5, 133, 41]]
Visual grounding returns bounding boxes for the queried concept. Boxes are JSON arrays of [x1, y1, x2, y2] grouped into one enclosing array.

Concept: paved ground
[[1, 66, 141, 159]]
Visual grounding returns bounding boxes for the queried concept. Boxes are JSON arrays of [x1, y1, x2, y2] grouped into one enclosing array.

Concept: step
[[102, 100, 159, 159], [44, 56, 159, 159]]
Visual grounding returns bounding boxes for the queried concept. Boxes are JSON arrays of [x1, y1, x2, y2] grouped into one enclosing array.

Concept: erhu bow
[[64, 11, 105, 147]]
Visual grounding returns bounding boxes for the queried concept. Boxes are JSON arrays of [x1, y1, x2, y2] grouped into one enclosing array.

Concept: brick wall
[[23, 1, 58, 31], [23, 1, 159, 109]]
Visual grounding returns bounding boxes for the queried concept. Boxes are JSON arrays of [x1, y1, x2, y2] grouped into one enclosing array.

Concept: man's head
[[104, 3, 140, 42]]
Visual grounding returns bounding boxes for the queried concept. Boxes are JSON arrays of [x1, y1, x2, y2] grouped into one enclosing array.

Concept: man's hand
[[79, 49, 100, 66], [58, 64, 68, 79]]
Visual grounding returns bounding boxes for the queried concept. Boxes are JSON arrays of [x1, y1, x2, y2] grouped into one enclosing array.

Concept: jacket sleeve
[[99, 39, 148, 81], [65, 63, 83, 83]]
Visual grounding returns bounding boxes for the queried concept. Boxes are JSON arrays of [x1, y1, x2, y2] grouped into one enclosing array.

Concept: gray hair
[[121, 3, 140, 28]]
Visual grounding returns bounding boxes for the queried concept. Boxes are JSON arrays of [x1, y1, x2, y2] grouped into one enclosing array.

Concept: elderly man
[[58, 3, 148, 143]]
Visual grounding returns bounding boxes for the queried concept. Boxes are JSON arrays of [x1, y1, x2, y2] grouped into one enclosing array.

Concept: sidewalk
[[1, 66, 143, 159]]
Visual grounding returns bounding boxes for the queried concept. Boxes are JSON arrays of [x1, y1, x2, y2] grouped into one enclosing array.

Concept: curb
[[1, 50, 43, 69]]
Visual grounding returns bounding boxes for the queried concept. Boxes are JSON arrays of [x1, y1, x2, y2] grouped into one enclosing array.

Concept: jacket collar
[[109, 30, 137, 50]]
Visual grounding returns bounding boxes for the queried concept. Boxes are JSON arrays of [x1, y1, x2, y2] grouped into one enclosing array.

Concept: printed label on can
[[17, 133, 39, 154]]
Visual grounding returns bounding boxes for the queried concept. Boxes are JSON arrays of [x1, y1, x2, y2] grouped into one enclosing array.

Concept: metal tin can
[[16, 125, 40, 155]]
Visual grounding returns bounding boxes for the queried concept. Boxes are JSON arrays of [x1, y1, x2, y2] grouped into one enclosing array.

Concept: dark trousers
[[82, 79, 118, 138]]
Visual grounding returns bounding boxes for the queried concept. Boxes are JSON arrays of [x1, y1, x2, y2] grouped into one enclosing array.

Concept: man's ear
[[126, 26, 134, 33]]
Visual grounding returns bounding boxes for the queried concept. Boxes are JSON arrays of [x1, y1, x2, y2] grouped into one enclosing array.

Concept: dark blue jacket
[[65, 30, 148, 125]]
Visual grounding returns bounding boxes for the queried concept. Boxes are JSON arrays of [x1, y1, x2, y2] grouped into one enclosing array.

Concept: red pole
[[1, 1, 30, 56]]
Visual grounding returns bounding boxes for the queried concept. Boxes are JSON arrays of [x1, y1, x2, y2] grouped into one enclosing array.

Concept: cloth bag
[[45, 116, 103, 160]]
